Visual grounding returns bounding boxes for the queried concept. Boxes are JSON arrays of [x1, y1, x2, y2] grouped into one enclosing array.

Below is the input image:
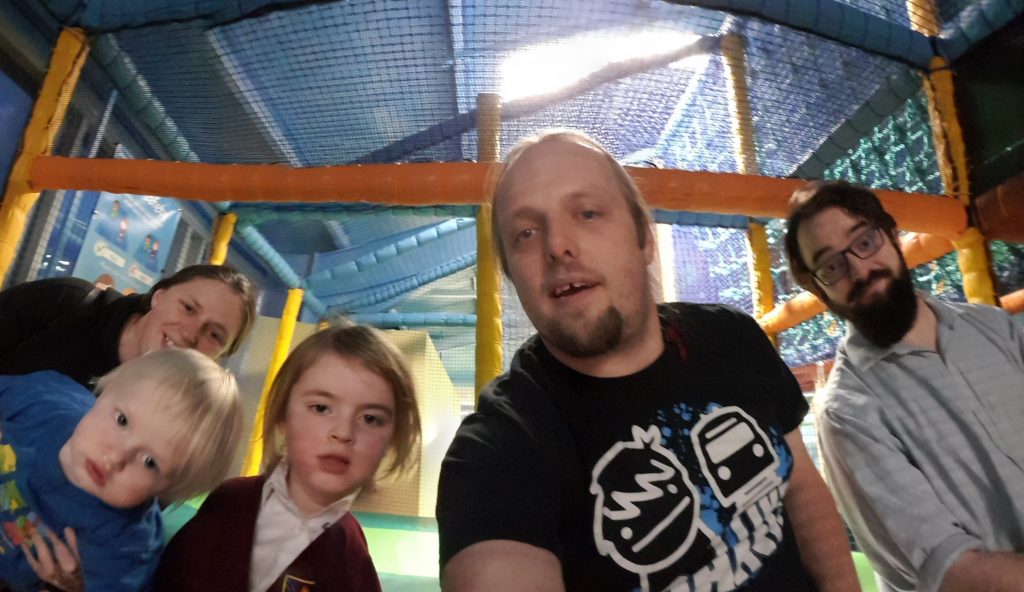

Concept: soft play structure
[[0, 1, 1022, 589]]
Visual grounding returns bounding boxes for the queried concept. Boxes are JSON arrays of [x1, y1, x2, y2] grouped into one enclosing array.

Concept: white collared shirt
[[248, 460, 356, 592]]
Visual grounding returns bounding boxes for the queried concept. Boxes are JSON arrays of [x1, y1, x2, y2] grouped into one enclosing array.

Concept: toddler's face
[[281, 353, 396, 515], [59, 378, 184, 508]]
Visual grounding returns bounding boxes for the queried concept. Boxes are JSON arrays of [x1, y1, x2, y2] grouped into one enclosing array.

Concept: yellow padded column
[[0, 28, 88, 283], [242, 287, 303, 475], [909, 0, 995, 304], [474, 92, 503, 401], [955, 227, 997, 305], [923, 55, 997, 304], [208, 212, 237, 265], [747, 221, 776, 324], [723, 33, 777, 343]]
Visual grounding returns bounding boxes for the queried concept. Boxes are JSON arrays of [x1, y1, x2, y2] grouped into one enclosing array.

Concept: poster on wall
[[72, 192, 181, 294]]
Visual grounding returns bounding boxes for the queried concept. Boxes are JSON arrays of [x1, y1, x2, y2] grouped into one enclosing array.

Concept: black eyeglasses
[[811, 226, 886, 286]]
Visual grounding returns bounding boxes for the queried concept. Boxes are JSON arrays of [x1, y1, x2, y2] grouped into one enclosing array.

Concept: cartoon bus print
[[690, 406, 780, 509]]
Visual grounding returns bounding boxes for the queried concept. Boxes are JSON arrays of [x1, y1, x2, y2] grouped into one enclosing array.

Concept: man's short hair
[[489, 129, 653, 275], [784, 180, 898, 293]]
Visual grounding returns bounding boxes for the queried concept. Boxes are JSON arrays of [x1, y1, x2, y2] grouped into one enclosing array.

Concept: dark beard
[[541, 305, 624, 358], [829, 263, 917, 349]]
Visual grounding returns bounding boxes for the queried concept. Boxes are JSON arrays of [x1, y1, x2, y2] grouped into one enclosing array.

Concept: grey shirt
[[817, 295, 1024, 592]]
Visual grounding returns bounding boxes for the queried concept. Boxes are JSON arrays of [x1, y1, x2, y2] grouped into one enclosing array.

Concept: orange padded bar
[[30, 157, 967, 238], [1001, 288, 1024, 314], [29, 156, 494, 205], [630, 169, 966, 238]]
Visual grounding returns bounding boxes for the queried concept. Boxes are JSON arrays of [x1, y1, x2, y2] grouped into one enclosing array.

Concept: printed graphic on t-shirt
[[590, 404, 791, 592], [591, 425, 701, 575], [0, 444, 42, 554]]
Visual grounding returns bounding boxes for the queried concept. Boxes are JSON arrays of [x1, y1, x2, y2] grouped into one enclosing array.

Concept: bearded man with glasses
[[785, 180, 1024, 592]]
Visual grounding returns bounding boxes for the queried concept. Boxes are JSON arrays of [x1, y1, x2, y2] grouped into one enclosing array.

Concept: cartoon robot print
[[591, 425, 704, 591]]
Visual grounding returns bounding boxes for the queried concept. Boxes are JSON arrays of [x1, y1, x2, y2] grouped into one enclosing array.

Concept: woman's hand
[[22, 526, 82, 592]]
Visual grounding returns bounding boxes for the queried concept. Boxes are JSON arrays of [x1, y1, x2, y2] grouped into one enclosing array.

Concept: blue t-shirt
[[0, 371, 163, 591]]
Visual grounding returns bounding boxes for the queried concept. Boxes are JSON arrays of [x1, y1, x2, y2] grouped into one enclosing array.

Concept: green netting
[[912, 251, 965, 302], [990, 240, 1024, 296], [822, 90, 944, 194], [672, 225, 753, 314]]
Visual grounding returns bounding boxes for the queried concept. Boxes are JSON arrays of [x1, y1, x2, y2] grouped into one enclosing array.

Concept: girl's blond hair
[[261, 323, 422, 481]]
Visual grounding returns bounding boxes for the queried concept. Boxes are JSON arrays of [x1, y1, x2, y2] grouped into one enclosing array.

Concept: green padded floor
[[165, 505, 876, 592]]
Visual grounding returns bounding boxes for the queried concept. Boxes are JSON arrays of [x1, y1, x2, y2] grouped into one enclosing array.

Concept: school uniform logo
[[280, 574, 315, 591]]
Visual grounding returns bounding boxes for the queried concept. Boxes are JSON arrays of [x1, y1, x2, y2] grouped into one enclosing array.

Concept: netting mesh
[[934, 0, 981, 23], [501, 273, 536, 373], [822, 90, 944, 194], [991, 241, 1024, 297], [836, 0, 915, 24], [743, 22, 913, 178], [60, 0, 930, 178], [673, 225, 753, 312], [39, 6, 1012, 371], [18, 0, 1016, 370]]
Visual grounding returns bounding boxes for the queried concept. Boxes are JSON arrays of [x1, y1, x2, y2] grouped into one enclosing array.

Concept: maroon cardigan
[[154, 475, 382, 592]]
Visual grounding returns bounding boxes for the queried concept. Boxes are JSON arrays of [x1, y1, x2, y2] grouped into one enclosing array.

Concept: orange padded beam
[[30, 157, 493, 205], [1001, 288, 1024, 314], [974, 173, 1024, 243], [29, 157, 967, 239], [630, 169, 965, 238], [759, 232, 956, 333]]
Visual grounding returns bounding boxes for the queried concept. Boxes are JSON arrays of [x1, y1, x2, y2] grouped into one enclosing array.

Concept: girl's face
[[281, 353, 396, 516]]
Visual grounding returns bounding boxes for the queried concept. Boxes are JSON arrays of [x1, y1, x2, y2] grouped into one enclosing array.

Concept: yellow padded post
[[954, 227, 997, 305], [723, 33, 777, 344], [242, 287, 304, 475], [910, 2, 996, 304], [924, 57, 970, 205], [208, 212, 237, 265], [923, 55, 997, 304], [474, 92, 503, 400], [721, 34, 758, 175], [0, 28, 88, 283], [747, 221, 776, 329]]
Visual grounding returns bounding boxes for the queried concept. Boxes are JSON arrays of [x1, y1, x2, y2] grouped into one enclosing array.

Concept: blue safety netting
[[3, 0, 1019, 375]]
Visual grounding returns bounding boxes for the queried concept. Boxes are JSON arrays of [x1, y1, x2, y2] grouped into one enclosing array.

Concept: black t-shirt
[[437, 303, 812, 591], [0, 277, 143, 387]]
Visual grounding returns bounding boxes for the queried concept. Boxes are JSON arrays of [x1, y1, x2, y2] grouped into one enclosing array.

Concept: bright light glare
[[501, 28, 700, 101]]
